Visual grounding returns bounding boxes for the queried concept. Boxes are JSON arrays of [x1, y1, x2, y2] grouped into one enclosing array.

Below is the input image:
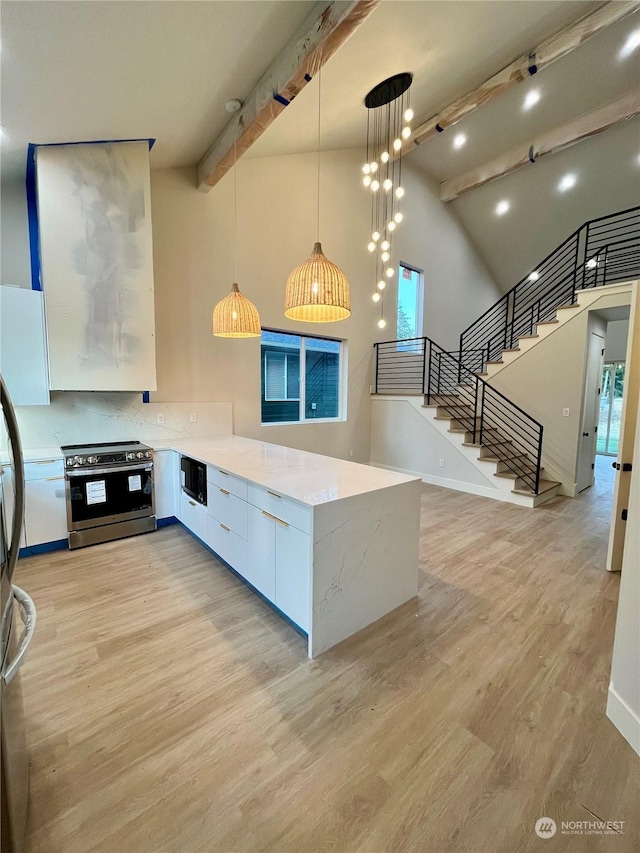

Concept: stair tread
[[512, 479, 560, 497], [486, 360, 503, 365], [501, 348, 520, 352], [554, 302, 580, 310], [535, 319, 559, 326], [518, 334, 539, 339]]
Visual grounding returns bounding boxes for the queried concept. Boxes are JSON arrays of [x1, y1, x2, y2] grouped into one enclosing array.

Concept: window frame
[[396, 262, 424, 348], [260, 328, 346, 426]]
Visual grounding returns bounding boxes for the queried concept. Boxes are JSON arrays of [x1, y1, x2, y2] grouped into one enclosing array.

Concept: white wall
[[2, 149, 501, 463], [149, 151, 501, 461], [488, 290, 633, 495], [605, 319, 630, 363], [0, 176, 31, 288]]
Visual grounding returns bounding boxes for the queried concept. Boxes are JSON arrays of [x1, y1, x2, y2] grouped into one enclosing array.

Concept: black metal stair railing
[[373, 337, 543, 493], [459, 206, 640, 370]]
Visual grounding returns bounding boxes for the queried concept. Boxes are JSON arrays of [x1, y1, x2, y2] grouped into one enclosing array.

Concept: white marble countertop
[[149, 435, 419, 507]]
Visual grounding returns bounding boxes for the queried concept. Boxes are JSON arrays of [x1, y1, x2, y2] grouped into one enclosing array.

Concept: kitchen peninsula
[[153, 436, 422, 657]]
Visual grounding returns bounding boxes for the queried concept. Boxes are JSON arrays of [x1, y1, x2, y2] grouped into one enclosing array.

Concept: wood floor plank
[[14, 457, 639, 852]]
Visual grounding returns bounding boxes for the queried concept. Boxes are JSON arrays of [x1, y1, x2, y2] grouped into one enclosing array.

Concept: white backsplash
[[12, 393, 233, 450]]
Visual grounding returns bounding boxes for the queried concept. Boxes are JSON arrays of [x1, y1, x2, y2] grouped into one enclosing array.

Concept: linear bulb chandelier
[[362, 72, 413, 329]]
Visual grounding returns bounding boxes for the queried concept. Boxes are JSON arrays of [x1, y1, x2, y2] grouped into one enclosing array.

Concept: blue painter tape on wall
[[26, 138, 156, 291]]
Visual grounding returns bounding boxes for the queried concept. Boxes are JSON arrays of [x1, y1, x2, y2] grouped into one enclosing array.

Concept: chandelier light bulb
[[383, 178, 393, 192], [362, 163, 371, 175], [363, 175, 371, 187], [404, 107, 414, 122], [394, 212, 403, 224], [386, 267, 394, 278], [388, 221, 396, 232], [377, 318, 387, 329], [381, 240, 390, 251], [381, 251, 390, 262], [370, 161, 379, 173], [393, 138, 402, 152], [372, 230, 381, 242], [367, 241, 376, 252], [402, 126, 411, 140], [395, 186, 405, 199], [371, 179, 380, 192], [377, 280, 386, 290], [381, 151, 390, 163], [372, 292, 381, 302]]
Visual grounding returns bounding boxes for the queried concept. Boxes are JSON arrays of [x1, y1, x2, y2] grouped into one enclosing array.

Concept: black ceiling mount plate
[[364, 73, 413, 109]]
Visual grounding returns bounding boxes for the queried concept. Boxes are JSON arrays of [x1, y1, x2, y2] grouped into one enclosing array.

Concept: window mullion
[[300, 338, 306, 422]]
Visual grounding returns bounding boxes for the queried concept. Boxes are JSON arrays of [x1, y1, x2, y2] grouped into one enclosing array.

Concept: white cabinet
[[23, 459, 67, 547], [246, 506, 277, 600], [179, 491, 207, 542], [274, 523, 311, 632], [246, 501, 310, 631], [206, 516, 247, 576], [1, 464, 26, 550], [208, 487, 248, 540], [154, 450, 177, 519], [0, 285, 50, 405]]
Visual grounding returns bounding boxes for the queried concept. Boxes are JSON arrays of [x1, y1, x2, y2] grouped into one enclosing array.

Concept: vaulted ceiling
[[2, 0, 638, 292]]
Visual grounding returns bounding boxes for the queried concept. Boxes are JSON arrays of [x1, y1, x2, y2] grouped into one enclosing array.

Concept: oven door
[[65, 463, 155, 531]]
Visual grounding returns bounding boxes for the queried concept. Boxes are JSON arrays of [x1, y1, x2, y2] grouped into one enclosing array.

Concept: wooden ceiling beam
[[439, 91, 640, 202], [196, 0, 380, 192], [404, 1, 640, 155]]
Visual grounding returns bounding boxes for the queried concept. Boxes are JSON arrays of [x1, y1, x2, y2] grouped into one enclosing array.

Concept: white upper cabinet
[[36, 141, 157, 391], [0, 285, 50, 405]]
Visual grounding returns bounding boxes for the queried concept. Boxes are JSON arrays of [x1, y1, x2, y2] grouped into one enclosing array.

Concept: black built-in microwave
[[180, 456, 207, 505]]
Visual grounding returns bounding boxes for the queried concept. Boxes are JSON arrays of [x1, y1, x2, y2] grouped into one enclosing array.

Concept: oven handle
[[66, 462, 153, 478]]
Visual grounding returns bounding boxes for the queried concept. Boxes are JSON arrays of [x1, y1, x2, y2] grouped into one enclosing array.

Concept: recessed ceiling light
[[528, 271, 540, 282], [558, 173, 577, 192], [523, 89, 541, 110], [619, 28, 640, 60], [453, 133, 466, 150], [495, 200, 510, 216]]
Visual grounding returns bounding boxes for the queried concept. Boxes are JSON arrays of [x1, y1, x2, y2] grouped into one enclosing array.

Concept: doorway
[[577, 329, 605, 492], [597, 362, 626, 457]]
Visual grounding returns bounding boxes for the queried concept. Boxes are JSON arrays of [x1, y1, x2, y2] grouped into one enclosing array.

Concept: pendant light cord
[[233, 123, 238, 282], [317, 67, 321, 244]]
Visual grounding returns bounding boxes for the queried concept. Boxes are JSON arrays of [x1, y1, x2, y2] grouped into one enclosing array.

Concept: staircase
[[373, 206, 640, 507]]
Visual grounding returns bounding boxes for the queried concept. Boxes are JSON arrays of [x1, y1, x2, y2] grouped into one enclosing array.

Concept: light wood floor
[[15, 457, 639, 853]]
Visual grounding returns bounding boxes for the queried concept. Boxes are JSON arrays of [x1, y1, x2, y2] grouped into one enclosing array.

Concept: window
[[397, 263, 424, 341], [261, 330, 344, 424]]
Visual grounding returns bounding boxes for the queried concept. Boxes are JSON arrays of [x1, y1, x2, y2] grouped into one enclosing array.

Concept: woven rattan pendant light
[[213, 124, 260, 338], [285, 69, 350, 323]]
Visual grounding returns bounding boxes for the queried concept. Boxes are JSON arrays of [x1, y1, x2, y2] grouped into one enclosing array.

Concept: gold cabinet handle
[[46, 476, 65, 481], [188, 500, 196, 507], [218, 469, 229, 476], [220, 523, 230, 532], [219, 488, 230, 495], [261, 510, 288, 527], [267, 490, 282, 498], [32, 459, 58, 465]]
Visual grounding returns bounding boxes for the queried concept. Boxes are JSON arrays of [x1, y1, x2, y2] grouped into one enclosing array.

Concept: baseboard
[[370, 462, 519, 503], [607, 685, 640, 756], [19, 538, 68, 558]]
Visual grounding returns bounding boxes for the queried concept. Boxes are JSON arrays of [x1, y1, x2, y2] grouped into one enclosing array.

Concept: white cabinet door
[[24, 477, 68, 547], [179, 492, 207, 542], [0, 286, 50, 406], [1, 465, 26, 549], [246, 505, 276, 600], [275, 524, 311, 631], [153, 450, 177, 519]]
